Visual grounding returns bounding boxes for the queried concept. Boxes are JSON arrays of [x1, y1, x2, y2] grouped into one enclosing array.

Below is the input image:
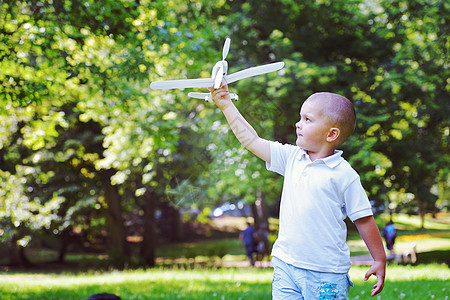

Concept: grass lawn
[[0, 264, 448, 299], [349, 264, 449, 299], [0, 213, 448, 299]]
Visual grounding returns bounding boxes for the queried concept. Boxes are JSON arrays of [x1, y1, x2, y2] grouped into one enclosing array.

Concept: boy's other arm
[[210, 85, 271, 163], [354, 215, 386, 297]]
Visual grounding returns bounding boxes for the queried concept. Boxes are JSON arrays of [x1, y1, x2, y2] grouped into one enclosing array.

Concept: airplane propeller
[[222, 37, 230, 60], [214, 64, 224, 89], [213, 38, 230, 89]]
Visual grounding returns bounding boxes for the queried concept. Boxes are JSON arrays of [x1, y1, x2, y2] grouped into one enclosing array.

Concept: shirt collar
[[298, 148, 344, 168], [322, 150, 344, 168]]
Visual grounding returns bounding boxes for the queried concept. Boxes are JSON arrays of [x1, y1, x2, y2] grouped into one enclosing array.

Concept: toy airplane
[[150, 38, 284, 101]]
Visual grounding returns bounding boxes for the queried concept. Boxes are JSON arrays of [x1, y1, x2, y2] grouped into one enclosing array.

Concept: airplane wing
[[150, 62, 284, 90], [225, 62, 284, 85], [188, 92, 238, 101], [150, 78, 214, 90], [187, 92, 210, 100]]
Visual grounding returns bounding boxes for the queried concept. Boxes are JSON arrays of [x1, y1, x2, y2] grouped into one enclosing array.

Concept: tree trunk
[[251, 188, 269, 229], [419, 210, 425, 229], [9, 234, 32, 268], [102, 169, 128, 267], [9, 235, 22, 267], [57, 232, 68, 263], [170, 207, 182, 242], [140, 188, 157, 267], [160, 202, 182, 242], [19, 246, 31, 267], [57, 229, 78, 263], [413, 185, 426, 230]]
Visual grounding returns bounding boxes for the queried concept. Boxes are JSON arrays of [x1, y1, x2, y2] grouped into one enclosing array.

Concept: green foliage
[[1, 0, 448, 267], [0, 0, 227, 264], [221, 0, 449, 215]]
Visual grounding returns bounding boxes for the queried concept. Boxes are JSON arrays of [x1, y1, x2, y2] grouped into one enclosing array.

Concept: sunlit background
[[0, 0, 448, 299]]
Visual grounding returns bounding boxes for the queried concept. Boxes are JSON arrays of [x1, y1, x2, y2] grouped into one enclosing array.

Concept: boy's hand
[[208, 84, 232, 110], [354, 216, 386, 297], [364, 260, 385, 297]]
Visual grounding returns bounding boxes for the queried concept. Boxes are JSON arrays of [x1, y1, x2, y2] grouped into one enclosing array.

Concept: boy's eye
[[300, 115, 311, 122]]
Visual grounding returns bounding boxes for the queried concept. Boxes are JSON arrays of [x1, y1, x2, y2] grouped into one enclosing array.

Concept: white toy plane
[[150, 38, 284, 101]]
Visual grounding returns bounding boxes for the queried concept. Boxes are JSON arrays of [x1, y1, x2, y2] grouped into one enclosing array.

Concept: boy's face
[[295, 98, 333, 153]]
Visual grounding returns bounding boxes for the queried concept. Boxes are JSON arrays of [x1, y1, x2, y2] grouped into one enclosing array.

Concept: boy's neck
[[306, 148, 336, 161]]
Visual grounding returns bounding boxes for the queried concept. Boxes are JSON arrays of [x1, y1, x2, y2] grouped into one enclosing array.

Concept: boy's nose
[[296, 121, 301, 128]]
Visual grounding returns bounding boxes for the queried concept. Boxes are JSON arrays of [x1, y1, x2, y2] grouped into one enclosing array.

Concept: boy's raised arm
[[209, 85, 271, 163], [354, 215, 386, 297]]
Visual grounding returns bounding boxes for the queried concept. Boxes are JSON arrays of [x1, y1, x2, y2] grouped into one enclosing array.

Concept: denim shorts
[[271, 256, 353, 300]]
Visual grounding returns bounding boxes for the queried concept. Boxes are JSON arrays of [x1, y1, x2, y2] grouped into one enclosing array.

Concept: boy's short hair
[[306, 92, 356, 145]]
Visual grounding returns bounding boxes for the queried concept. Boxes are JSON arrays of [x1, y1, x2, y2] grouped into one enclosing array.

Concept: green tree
[[0, 0, 227, 267], [221, 0, 448, 223], [1, 0, 448, 269], [371, 0, 449, 226]]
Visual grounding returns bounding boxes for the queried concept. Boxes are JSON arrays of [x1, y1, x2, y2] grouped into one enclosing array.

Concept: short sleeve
[[265, 141, 295, 176], [344, 177, 373, 222]]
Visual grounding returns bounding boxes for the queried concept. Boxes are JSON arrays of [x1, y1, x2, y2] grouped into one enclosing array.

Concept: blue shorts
[[271, 256, 353, 299]]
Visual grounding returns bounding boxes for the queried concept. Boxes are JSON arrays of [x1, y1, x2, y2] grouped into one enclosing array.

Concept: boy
[[208, 85, 386, 298]]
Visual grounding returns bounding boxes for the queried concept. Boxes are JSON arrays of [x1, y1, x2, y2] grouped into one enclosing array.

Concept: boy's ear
[[326, 127, 340, 143]]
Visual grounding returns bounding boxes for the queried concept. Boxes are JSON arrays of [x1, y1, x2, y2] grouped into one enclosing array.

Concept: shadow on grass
[[417, 250, 450, 266]]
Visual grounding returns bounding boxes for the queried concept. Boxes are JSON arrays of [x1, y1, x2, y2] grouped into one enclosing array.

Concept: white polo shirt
[[266, 141, 373, 273]]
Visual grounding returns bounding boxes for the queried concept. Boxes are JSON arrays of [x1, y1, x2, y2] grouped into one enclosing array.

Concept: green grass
[[349, 264, 449, 299], [0, 268, 272, 300], [0, 213, 448, 299], [156, 238, 242, 258], [0, 264, 448, 299]]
